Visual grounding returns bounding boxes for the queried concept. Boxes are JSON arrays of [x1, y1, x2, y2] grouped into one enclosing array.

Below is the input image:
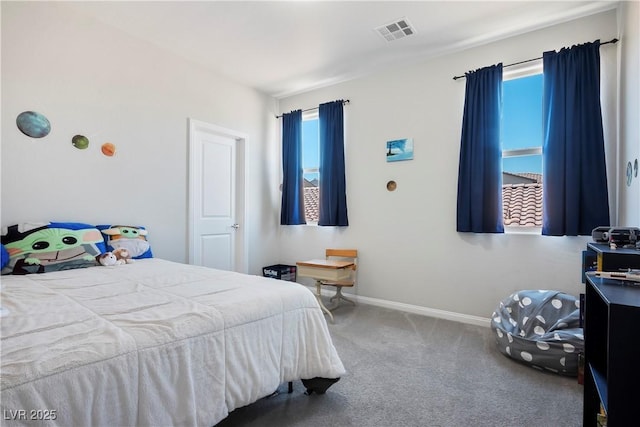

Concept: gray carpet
[[217, 303, 583, 426]]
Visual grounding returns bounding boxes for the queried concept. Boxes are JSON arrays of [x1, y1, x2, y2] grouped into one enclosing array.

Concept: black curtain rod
[[452, 38, 618, 81], [275, 99, 350, 119]]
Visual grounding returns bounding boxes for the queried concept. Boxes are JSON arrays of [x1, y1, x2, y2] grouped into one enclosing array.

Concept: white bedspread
[[0, 259, 345, 426]]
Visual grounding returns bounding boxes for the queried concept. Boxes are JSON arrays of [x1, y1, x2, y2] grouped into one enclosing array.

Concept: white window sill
[[504, 226, 542, 235]]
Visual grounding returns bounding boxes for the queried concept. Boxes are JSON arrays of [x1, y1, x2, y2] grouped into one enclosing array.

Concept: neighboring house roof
[[304, 186, 319, 223], [502, 173, 542, 227], [304, 178, 319, 187], [516, 172, 543, 183], [503, 171, 542, 185]]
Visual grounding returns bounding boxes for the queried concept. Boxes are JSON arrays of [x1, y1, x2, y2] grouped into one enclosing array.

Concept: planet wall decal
[[16, 111, 51, 138], [72, 134, 89, 149], [101, 142, 116, 157]]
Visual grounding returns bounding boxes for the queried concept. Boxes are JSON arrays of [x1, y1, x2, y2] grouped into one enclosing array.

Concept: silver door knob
[[231, 224, 240, 229]]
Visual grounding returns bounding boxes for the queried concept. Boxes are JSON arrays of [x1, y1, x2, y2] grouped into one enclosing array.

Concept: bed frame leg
[[288, 381, 293, 393], [302, 377, 340, 395]]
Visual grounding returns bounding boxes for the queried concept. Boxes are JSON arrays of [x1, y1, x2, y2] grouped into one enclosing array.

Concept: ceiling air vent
[[375, 17, 416, 42]]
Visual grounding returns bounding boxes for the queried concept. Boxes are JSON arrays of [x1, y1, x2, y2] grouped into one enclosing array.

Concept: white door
[[188, 119, 246, 272]]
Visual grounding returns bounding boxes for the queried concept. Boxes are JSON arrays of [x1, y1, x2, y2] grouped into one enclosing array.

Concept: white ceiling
[[62, 1, 618, 99]]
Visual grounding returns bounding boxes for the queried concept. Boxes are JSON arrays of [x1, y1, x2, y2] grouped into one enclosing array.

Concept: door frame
[[188, 118, 248, 273]]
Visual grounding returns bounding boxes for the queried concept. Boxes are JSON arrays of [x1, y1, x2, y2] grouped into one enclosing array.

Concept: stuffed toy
[[113, 248, 134, 264], [97, 252, 120, 266]]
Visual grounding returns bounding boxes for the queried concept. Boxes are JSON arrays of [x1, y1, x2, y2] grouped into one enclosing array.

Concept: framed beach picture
[[386, 138, 413, 162]]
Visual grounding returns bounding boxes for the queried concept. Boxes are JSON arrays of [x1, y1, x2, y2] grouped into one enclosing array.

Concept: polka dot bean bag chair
[[491, 290, 583, 376]]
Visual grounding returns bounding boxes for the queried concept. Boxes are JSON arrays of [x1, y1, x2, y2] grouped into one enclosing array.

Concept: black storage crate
[[262, 264, 297, 282]]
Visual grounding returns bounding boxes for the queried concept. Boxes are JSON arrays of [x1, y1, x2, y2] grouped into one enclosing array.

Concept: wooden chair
[[320, 249, 357, 309]]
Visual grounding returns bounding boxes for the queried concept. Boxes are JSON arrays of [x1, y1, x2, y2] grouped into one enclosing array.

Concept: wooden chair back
[[325, 249, 357, 273]]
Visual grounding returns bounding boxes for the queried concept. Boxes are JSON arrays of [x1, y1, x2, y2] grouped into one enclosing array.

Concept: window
[[501, 68, 543, 230], [302, 112, 319, 223]]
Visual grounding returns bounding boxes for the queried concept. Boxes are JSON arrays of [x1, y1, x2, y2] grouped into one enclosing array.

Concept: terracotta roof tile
[[502, 183, 542, 227], [304, 186, 319, 223]]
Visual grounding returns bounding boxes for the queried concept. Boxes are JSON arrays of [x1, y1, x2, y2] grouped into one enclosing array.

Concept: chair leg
[[329, 286, 356, 307], [315, 281, 334, 322]]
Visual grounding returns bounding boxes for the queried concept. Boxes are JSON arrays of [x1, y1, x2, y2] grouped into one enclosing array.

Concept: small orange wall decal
[[101, 142, 116, 157]]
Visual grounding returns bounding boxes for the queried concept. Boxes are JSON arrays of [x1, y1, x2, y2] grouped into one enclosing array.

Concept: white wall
[[2, 3, 633, 322], [0, 2, 280, 273], [618, 1, 640, 226], [277, 10, 622, 320]]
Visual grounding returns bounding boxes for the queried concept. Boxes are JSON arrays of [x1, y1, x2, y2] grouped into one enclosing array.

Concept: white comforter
[[0, 259, 345, 426]]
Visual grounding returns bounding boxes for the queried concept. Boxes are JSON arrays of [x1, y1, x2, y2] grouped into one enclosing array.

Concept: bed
[[0, 258, 345, 426]]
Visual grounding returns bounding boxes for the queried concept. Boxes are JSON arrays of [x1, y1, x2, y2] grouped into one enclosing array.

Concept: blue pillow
[[96, 225, 153, 259], [0, 244, 9, 270], [1, 222, 105, 275]]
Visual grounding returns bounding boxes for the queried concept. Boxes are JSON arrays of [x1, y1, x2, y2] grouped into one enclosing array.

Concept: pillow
[[1, 222, 106, 275], [0, 244, 9, 270], [96, 225, 153, 259]]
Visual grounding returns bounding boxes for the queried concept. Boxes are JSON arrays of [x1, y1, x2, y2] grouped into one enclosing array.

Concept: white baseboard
[[309, 286, 491, 328]]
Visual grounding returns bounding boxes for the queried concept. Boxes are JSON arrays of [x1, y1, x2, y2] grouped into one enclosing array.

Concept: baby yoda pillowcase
[[96, 225, 153, 260], [1, 222, 106, 275]]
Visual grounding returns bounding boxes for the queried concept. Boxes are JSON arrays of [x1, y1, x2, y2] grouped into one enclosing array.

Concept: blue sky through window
[[302, 118, 319, 183], [502, 73, 543, 174]]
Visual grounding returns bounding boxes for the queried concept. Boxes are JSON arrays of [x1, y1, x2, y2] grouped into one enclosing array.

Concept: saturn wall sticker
[[16, 111, 51, 138]]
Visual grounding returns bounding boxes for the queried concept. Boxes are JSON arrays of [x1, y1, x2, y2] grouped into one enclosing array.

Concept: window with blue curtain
[[456, 40, 611, 235], [456, 64, 504, 233], [280, 110, 305, 225], [542, 40, 610, 235], [318, 100, 349, 226]]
